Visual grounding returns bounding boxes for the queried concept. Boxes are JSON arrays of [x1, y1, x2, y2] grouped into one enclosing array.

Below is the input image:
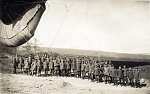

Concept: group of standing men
[[12, 53, 142, 88]]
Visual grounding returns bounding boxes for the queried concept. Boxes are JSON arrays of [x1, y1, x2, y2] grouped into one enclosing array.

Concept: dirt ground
[[0, 73, 150, 94]]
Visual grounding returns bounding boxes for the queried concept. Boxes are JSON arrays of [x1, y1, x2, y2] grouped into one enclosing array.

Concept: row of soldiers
[[12, 53, 142, 88]]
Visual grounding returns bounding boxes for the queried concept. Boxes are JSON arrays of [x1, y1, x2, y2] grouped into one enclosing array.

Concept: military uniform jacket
[[15, 56, 19, 63], [41, 57, 45, 63], [117, 69, 123, 78], [37, 59, 41, 68], [122, 68, 127, 77], [134, 71, 140, 81], [56, 58, 60, 63], [46, 58, 50, 63], [13, 57, 17, 67], [89, 64, 95, 74], [104, 67, 109, 75], [19, 57, 24, 67], [28, 56, 32, 64], [85, 63, 89, 72], [99, 67, 103, 75], [110, 69, 117, 77], [49, 60, 54, 70], [108, 66, 111, 75], [76, 59, 81, 71], [66, 61, 71, 69], [53, 60, 57, 67], [15, 56, 19, 67], [94, 67, 100, 75], [71, 61, 76, 70], [31, 61, 37, 70], [24, 59, 29, 69], [60, 59, 65, 70], [56, 58, 60, 67], [127, 70, 134, 79], [81, 63, 86, 71], [43, 61, 48, 69]]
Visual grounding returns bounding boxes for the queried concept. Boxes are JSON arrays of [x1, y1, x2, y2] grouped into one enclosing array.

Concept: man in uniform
[[56, 56, 60, 76], [66, 57, 71, 77], [94, 61, 100, 83], [12, 56, 17, 74], [41, 55, 45, 72], [127, 67, 134, 87], [43, 59, 48, 77], [54, 56, 60, 76], [19, 55, 24, 74], [37, 58, 42, 76], [107, 61, 112, 83], [99, 63, 103, 82], [122, 65, 128, 86], [85, 60, 89, 79], [28, 54, 32, 73], [49, 56, 54, 76], [60, 57, 65, 76], [110, 65, 117, 85], [76, 57, 81, 78], [71, 59, 76, 77], [117, 66, 123, 86], [15, 54, 19, 68], [104, 62, 109, 84], [46, 55, 50, 76], [81, 57, 86, 79], [31, 59, 37, 76], [24, 58, 30, 75], [89, 61, 95, 82], [133, 68, 140, 88]]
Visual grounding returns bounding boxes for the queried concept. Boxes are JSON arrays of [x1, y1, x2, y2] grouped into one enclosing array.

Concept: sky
[[29, 0, 150, 54]]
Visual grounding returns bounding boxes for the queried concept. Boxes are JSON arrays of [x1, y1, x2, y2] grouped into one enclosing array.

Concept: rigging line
[[7, 14, 29, 44], [60, 0, 93, 44], [49, 11, 68, 49], [0, 16, 15, 45], [49, 0, 74, 49], [7, 8, 29, 38], [54, 0, 79, 45], [42, 1, 52, 31], [70, 0, 94, 31], [49, 0, 68, 10], [6, 13, 29, 44], [32, 1, 52, 48], [64, 0, 80, 42], [98, 0, 103, 56], [0, 5, 41, 40], [5, 24, 16, 46], [54, 0, 76, 44]]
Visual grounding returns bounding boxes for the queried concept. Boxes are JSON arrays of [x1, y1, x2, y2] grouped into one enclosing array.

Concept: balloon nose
[[1, 0, 46, 25]]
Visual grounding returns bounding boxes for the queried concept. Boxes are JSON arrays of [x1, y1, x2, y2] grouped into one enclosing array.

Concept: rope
[[49, 0, 74, 50], [70, 0, 95, 31]]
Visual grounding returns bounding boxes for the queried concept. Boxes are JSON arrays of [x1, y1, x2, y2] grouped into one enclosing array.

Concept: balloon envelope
[[0, 0, 46, 47]]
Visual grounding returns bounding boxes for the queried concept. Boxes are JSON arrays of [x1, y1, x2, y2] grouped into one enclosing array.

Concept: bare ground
[[0, 73, 150, 94]]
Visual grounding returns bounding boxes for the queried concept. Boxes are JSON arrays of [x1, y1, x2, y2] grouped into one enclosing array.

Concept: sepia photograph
[[0, 0, 150, 94]]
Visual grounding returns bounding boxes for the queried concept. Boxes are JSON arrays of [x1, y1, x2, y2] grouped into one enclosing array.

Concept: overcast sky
[[29, 0, 149, 54]]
